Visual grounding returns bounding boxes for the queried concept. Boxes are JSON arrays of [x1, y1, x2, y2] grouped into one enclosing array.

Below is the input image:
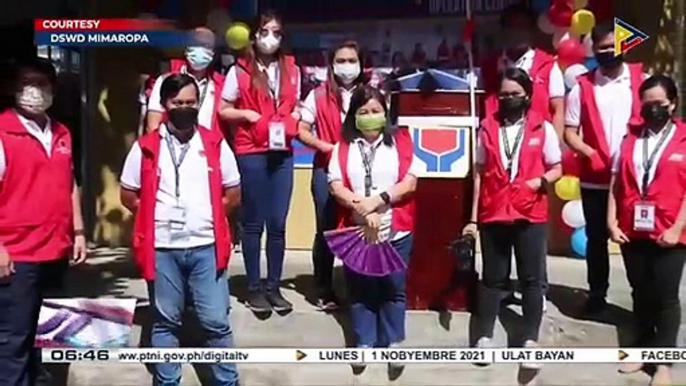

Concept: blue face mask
[[185, 46, 214, 70]]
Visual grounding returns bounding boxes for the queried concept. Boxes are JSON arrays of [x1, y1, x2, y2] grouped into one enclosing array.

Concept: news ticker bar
[[42, 348, 686, 364]]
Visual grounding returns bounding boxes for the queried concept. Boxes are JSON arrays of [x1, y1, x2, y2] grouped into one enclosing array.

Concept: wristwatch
[[539, 177, 548, 191], [380, 192, 391, 205], [74, 229, 85, 236]]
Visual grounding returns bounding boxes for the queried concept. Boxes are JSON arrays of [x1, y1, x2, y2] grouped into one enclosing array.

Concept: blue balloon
[[584, 57, 599, 72], [571, 227, 588, 258], [531, 0, 551, 14]]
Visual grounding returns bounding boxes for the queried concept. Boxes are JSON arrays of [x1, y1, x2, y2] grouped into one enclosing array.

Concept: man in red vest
[[481, 3, 566, 136], [146, 27, 226, 134], [0, 58, 87, 386], [120, 74, 241, 385], [563, 22, 646, 313]]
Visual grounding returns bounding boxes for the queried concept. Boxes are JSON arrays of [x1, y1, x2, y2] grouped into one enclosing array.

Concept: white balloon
[[537, 14, 557, 35], [562, 200, 586, 228], [583, 34, 594, 58], [563, 64, 589, 89]]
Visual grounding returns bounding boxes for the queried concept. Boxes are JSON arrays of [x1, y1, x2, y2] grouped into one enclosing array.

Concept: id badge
[[633, 202, 656, 232], [168, 206, 186, 231], [268, 121, 286, 150]]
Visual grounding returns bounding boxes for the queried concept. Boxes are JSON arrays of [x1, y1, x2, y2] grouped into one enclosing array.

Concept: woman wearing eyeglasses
[[463, 68, 562, 370]]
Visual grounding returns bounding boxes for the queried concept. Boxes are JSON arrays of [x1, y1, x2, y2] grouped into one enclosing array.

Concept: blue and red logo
[[412, 127, 467, 173]]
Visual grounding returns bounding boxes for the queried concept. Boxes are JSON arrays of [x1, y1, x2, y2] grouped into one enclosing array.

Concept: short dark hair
[[16, 57, 57, 85], [159, 74, 199, 104], [499, 2, 536, 29], [341, 85, 395, 146], [499, 67, 533, 97], [639, 74, 679, 103], [591, 21, 615, 44]]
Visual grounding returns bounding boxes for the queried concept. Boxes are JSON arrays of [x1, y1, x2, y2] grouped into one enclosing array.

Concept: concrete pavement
[[50, 249, 686, 385]]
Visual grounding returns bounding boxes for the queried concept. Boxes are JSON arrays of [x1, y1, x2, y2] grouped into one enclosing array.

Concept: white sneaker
[[475, 337, 495, 366], [520, 340, 542, 370]]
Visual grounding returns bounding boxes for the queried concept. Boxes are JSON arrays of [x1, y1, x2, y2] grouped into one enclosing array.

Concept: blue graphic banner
[[35, 31, 193, 47]]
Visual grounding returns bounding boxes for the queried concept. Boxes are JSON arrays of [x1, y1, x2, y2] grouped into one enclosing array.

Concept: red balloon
[[557, 38, 586, 70], [561, 150, 581, 177], [548, 0, 574, 28]]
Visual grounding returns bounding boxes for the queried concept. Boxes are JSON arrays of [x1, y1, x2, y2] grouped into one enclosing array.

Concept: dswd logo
[[412, 127, 469, 177]]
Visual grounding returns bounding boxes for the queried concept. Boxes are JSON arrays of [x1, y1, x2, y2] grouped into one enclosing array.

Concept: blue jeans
[[0, 259, 67, 386], [311, 167, 337, 297], [345, 235, 413, 347], [236, 152, 294, 292], [151, 244, 238, 386]]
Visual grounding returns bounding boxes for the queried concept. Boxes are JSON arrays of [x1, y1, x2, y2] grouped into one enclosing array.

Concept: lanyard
[[501, 122, 525, 172], [357, 141, 380, 197], [165, 135, 190, 199], [641, 124, 673, 198]]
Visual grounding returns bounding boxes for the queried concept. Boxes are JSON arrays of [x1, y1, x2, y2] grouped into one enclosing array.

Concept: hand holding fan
[[324, 226, 407, 277]]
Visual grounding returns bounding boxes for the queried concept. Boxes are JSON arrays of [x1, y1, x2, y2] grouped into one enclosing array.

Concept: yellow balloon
[[573, 0, 589, 10], [570, 10, 596, 36], [225, 22, 251, 50], [555, 176, 582, 201]]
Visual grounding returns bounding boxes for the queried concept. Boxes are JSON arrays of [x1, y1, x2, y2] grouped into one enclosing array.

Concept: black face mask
[[168, 107, 199, 132], [595, 51, 623, 69], [498, 96, 529, 122], [641, 102, 671, 128]]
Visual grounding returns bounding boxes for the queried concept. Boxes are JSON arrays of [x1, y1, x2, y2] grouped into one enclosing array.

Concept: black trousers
[[0, 259, 67, 386], [479, 222, 546, 343], [581, 188, 610, 299], [620, 240, 686, 350]]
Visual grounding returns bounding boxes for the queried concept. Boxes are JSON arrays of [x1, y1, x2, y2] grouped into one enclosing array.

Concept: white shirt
[[147, 66, 217, 130], [611, 124, 676, 194], [221, 61, 301, 103], [475, 120, 561, 181], [499, 48, 566, 99], [300, 87, 354, 126], [120, 124, 241, 249], [566, 64, 641, 189], [328, 135, 425, 241], [0, 112, 54, 180]]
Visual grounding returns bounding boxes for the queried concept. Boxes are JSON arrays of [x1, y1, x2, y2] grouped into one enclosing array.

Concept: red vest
[[132, 127, 232, 280], [233, 56, 300, 155], [482, 49, 555, 121], [336, 129, 416, 232], [577, 63, 644, 185], [615, 121, 686, 245], [313, 83, 343, 169], [157, 60, 227, 135], [0, 110, 73, 262], [478, 111, 549, 224]]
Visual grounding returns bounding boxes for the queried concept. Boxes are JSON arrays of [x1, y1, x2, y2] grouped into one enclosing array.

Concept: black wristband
[[74, 229, 85, 236], [539, 177, 548, 191], [380, 192, 391, 205]]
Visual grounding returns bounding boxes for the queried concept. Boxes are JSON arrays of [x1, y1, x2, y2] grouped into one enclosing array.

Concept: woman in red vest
[[328, 86, 420, 371], [608, 75, 686, 384], [219, 11, 301, 313], [298, 40, 367, 311], [463, 68, 562, 367]]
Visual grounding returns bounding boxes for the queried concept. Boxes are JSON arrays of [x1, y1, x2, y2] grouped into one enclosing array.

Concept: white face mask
[[255, 33, 281, 55], [16, 86, 53, 115], [333, 62, 361, 85]]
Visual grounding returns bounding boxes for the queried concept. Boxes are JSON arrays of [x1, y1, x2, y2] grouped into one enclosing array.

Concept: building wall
[[87, 0, 683, 252]]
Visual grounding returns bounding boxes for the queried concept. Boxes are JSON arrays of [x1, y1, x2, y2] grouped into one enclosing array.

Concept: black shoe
[[246, 290, 271, 313], [266, 289, 293, 312], [317, 293, 340, 312], [584, 296, 607, 314]]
